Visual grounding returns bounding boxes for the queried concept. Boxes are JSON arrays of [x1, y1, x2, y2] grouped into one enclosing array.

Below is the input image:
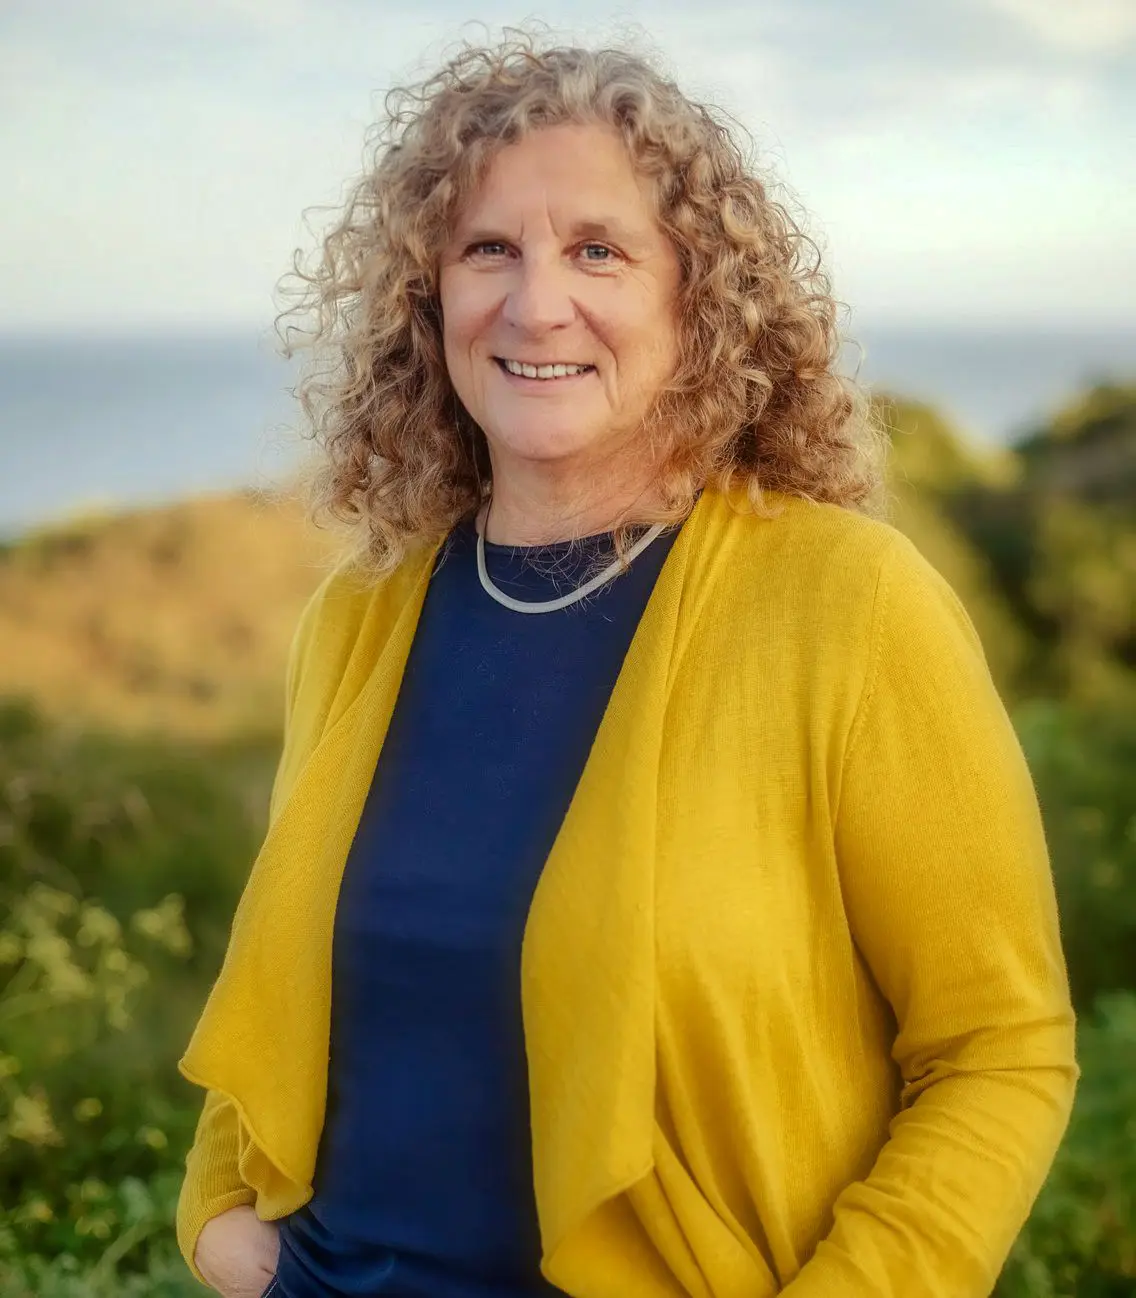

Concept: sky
[[2, 0, 1134, 334]]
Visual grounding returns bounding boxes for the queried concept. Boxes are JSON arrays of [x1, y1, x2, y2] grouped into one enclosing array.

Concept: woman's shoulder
[[694, 487, 991, 719], [707, 487, 987, 679], [703, 484, 934, 609]]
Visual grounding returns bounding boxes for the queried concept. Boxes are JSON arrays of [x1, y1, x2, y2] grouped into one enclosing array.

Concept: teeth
[[502, 359, 590, 379]]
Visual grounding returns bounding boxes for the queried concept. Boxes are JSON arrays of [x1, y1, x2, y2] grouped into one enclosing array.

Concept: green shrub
[[0, 697, 276, 980], [1014, 698, 1136, 1011], [0, 882, 198, 1267], [997, 992, 1136, 1296], [0, 698, 275, 1286], [0, 1227, 203, 1297]]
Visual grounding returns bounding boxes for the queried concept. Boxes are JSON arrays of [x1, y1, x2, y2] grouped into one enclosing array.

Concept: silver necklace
[[474, 502, 667, 615]]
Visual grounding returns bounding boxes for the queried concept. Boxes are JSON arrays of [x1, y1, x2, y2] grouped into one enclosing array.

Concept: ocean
[[1, 326, 1133, 541]]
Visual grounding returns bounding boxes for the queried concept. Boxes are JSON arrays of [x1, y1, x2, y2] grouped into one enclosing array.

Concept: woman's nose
[[501, 258, 576, 333]]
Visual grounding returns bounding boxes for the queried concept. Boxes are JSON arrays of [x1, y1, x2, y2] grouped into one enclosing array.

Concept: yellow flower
[[25, 930, 72, 969], [9, 1091, 62, 1147], [137, 1125, 168, 1150], [47, 958, 94, 1001], [76, 1215, 113, 1238], [130, 894, 193, 957], [17, 1198, 55, 1224], [24, 932, 94, 1002], [76, 904, 122, 948], [102, 949, 130, 974], [27, 885, 78, 919]]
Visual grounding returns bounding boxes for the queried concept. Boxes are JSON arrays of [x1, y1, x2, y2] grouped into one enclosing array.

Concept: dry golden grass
[[0, 490, 341, 739]]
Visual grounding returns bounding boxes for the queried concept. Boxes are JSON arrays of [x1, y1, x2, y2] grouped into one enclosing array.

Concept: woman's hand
[[194, 1204, 280, 1297]]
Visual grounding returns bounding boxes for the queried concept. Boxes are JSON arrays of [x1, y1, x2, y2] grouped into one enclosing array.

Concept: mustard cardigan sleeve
[[174, 574, 329, 1281], [784, 537, 1079, 1296], [175, 1089, 257, 1283]]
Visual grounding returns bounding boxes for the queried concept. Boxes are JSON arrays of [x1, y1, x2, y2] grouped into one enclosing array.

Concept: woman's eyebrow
[[454, 218, 649, 249], [571, 218, 649, 249], [454, 227, 514, 246]]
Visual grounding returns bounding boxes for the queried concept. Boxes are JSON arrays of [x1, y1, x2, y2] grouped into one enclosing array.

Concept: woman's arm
[[176, 572, 336, 1281], [176, 1089, 257, 1283], [784, 537, 1078, 1297]]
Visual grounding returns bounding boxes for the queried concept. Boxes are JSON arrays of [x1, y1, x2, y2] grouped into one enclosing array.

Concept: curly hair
[[273, 30, 891, 577]]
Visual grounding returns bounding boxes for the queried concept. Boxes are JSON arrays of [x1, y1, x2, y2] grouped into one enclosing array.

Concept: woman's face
[[439, 123, 681, 483]]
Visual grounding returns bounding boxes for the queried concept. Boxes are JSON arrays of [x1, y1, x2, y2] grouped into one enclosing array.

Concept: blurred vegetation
[[885, 381, 1136, 709], [0, 700, 275, 1294], [1, 381, 1134, 1294], [0, 490, 337, 741]]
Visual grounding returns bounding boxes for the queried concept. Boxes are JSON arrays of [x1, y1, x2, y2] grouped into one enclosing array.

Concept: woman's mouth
[[494, 357, 596, 381]]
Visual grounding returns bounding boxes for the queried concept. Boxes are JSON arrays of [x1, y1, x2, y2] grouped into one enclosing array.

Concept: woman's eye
[[463, 241, 617, 263]]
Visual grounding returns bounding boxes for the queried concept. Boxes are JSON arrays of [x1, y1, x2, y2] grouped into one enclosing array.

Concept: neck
[[480, 459, 664, 547]]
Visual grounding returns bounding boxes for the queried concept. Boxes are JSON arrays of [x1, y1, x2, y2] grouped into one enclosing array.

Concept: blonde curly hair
[[274, 31, 891, 577]]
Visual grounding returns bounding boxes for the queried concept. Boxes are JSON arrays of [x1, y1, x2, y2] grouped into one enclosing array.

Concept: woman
[[177, 35, 1078, 1298]]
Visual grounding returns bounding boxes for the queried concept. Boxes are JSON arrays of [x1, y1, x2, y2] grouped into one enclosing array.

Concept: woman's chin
[[488, 424, 607, 464]]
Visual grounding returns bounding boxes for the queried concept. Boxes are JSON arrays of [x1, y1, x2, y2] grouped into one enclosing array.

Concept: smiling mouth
[[494, 357, 596, 380]]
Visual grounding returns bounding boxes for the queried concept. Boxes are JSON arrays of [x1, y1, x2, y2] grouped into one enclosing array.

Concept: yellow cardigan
[[177, 486, 1077, 1297]]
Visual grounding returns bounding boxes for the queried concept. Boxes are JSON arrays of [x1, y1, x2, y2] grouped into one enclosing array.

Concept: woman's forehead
[[452, 125, 662, 239]]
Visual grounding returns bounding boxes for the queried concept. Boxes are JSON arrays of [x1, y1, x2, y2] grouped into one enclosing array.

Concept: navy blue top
[[272, 511, 682, 1298]]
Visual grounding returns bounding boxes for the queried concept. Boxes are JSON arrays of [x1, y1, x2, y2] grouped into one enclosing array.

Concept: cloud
[[665, 0, 1131, 144], [980, 0, 1136, 55], [3, 0, 310, 35]]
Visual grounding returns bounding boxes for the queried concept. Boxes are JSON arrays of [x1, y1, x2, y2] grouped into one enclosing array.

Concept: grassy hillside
[[0, 491, 339, 739]]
